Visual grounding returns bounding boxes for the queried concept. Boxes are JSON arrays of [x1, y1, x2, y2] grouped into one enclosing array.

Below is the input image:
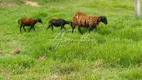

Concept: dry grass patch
[[24, 0, 40, 7], [0, 2, 17, 7]]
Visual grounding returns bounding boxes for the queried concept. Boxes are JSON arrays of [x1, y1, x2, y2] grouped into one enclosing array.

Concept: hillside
[[0, 0, 142, 80]]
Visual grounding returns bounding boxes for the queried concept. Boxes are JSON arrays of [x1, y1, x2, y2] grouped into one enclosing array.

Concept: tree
[[134, 0, 140, 17]]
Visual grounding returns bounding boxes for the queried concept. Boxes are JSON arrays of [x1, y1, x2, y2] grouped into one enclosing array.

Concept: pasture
[[0, 0, 142, 80]]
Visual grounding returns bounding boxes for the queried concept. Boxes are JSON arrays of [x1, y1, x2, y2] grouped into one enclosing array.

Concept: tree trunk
[[135, 0, 140, 17]]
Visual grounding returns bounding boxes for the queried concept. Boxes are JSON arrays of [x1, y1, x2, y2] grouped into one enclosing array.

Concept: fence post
[[135, 0, 141, 17]]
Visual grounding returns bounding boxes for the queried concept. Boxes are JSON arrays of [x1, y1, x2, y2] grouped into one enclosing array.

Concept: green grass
[[1, 0, 142, 80]]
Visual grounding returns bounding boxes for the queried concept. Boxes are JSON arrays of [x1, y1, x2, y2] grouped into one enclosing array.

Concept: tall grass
[[0, 0, 142, 80]]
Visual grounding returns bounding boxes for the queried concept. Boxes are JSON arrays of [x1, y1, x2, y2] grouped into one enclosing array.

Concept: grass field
[[0, 0, 142, 80]]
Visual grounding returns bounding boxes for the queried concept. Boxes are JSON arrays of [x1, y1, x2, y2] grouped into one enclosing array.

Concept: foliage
[[0, 0, 142, 80]]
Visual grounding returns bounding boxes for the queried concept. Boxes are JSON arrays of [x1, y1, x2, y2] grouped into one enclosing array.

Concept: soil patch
[[0, 2, 17, 7], [24, 0, 40, 7]]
